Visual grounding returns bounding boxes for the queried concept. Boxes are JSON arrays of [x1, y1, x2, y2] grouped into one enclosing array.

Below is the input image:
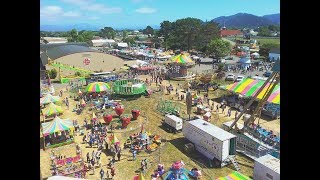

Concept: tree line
[[41, 17, 234, 58]]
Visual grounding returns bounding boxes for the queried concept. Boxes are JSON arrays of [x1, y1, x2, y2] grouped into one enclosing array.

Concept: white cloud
[[63, 11, 81, 17], [61, 0, 122, 14], [40, 6, 81, 19], [135, 7, 157, 14], [40, 6, 63, 17]]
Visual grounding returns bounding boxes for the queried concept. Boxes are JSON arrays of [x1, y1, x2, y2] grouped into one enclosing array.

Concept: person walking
[[117, 151, 121, 161], [100, 168, 104, 180], [110, 167, 115, 180], [86, 152, 90, 163], [235, 110, 238, 120], [106, 170, 110, 180], [132, 150, 137, 161], [91, 158, 95, 175], [228, 108, 232, 117]]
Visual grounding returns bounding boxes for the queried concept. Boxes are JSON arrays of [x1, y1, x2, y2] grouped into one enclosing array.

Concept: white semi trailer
[[182, 118, 237, 167]]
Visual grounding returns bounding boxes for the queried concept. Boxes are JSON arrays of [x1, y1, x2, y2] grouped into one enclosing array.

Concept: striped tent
[[108, 134, 120, 145], [40, 93, 60, 105], [221, 78, 280, 104], [216, 171, 251, 180], [41, 116, 74, 136], [85, 82, 110, 93], [133, 172, 145, 180], [170, 54, 194, 64], [42, 102, 64, 116]]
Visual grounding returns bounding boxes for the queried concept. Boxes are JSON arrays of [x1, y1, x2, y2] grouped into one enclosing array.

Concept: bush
[[75, 71, 82, 77], [48, 69, 58, 79]]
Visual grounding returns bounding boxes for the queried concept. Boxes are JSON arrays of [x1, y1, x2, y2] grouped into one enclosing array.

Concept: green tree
[[259, 43, 280, 58], [158, 21, 173, 50], [197, 22, 220, 52], [172, 18, 202, 52], [207, 38, 232, 59], [79, 31, 94, 42], [68, 29, 79, 42], [100, 27, 116, 39], [258, 26, 271, 37], [123, 37, 135, 45], [142, 25, 154, 35], [122, 30, 128, 41], [48, 69, 58, 79]]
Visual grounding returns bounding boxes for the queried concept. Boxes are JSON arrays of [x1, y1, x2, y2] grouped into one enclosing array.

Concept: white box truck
[[182, 118, 237, 167], [254, 154, 280, 180], [162, 114, 183, 133]]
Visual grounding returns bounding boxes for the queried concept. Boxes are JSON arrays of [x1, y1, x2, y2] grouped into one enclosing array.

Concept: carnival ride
[[166, 53, 195, 81], [157, 98, 181, 116], [226, 60, 280, 158], [113, 79, 147, 96], [124, 126, 162, 152], [163, 161, 190, 180]]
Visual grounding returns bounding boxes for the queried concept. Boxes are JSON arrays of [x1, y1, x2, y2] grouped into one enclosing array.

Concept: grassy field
[[256, 38, 280, 45], [40, 77, 256, 180]]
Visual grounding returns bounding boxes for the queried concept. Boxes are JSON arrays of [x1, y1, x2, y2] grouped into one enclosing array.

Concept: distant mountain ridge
[[211, 13, 280, 28], [263, 13, 280, 24]]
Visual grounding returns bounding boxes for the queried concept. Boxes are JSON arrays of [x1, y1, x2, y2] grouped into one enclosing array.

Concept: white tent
[[117, 42, 128, 48], [192, 55, 200, 59]]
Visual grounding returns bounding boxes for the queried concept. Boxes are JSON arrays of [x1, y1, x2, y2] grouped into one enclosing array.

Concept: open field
[[40, 74, 279, 179]]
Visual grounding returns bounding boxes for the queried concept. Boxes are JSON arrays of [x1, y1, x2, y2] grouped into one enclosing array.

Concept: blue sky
[[40, 0, 280, 29]]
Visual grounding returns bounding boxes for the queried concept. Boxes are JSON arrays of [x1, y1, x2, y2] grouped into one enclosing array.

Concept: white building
[[43, 37, 68, 44], [269, 48, 280, 62], [254, 154, 280, 180], [91, 39, 115, 47], [183, 118, 237, 167]]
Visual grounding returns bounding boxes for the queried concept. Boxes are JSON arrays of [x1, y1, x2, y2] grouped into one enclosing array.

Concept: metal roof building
[[40, 44, 98, 66], [188, 119, 236, 141]]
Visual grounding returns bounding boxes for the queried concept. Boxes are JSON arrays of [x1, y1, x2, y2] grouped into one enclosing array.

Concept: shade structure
[[222, 78, 280, 104], [133, 172, 145, 180], [108, 134, 120, 145], [80, 99, 86, 105], [43, 102, 64, 116], [85, 82, 110, 93], [92, 112, 97, 121], [41, 116, 74, 136], [40, 94, 60, 105], [215, 171, 251, 180], [170, 54, 193, 64]]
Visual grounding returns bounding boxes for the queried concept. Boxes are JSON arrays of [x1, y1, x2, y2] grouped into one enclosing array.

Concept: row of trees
[[157, 18, 231, 58], [258, 25, 280, 37]]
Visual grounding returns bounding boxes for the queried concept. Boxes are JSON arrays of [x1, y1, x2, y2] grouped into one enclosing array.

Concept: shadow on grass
[[169, 137, 220, 168]]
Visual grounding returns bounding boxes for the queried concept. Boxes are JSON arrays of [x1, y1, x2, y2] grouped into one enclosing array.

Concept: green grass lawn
[[256, 38, 280, 45]]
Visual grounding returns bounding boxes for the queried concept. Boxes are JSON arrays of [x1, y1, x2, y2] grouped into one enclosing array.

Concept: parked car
[[263, 71, 272, 77], [225, 74, 235, 81], [235, 75, 245, 82]]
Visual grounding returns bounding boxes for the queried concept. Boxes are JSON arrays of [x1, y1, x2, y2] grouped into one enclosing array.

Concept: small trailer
[[162, 114, 183, 133], [182, 118, 238, 167], [254, 154, 280, 180]]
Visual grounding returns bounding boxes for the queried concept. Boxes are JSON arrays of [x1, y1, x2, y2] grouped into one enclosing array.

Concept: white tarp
[[117, 42, 128, 48]]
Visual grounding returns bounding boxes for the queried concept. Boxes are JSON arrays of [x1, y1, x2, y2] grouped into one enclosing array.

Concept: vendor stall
[[40, 94, 60, 105], [41, 116, 75, 149], [221, 78, 280, 104], [42, 102, 64, 118]]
